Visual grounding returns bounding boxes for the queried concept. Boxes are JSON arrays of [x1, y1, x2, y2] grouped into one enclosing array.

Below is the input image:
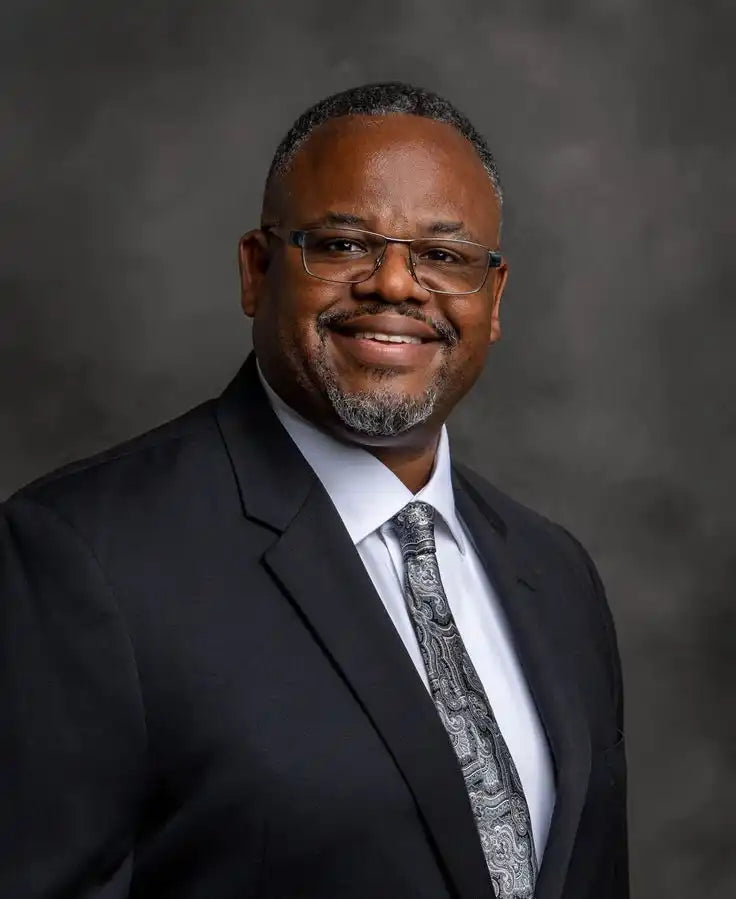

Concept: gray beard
[[309, 304, 458, 437], [313, 353, 449, 438], [326, 381, 437, 437]]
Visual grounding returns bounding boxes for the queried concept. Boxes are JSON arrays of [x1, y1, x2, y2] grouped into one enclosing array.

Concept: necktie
[[392, 501, 537, 899]]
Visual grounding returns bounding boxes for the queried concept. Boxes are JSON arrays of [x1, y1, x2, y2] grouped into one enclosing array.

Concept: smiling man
[[0, 83, 628, 899]]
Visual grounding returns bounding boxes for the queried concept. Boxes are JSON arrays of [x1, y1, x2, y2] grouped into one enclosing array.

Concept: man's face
[[240, 113, 507, 447]]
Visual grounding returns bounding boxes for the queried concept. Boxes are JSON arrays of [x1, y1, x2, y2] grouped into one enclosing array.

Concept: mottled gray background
[[1, 1, 734, 894]]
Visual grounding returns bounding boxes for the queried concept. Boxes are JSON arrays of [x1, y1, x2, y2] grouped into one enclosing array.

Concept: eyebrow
[[424, 221, 475, 241], [299, 212, 478, 242], [300, 211, 369, 229]]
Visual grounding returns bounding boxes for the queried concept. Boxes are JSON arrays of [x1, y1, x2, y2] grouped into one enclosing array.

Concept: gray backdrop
[[1, 1, 734, 894]]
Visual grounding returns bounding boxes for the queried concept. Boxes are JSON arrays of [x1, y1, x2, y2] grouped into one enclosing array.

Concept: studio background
[[1, 1, 733, 895]]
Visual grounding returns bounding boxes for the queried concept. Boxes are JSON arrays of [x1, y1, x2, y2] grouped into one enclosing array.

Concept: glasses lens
[[411, 239, 489, 293], [301, 229, 384, 282]]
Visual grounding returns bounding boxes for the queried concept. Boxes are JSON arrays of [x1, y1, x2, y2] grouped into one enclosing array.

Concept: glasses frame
[[263, 226, 503, 295]]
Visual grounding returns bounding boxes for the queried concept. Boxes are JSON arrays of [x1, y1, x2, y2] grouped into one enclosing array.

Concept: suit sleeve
[[559, 525, 630, 899], [0, 495, 147, 898]]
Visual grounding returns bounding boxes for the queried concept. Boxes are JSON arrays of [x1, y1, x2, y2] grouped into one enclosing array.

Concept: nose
[[352, 241, 430, 305]]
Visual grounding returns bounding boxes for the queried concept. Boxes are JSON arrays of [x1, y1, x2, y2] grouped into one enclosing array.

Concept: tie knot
[[392, 501, 436, 559]]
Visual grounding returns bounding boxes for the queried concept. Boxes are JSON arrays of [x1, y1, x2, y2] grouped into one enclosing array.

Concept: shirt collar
[[256, 361, 466, 554]]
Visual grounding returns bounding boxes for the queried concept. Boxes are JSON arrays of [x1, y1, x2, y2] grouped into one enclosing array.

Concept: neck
[[364, 436, 440, 494]]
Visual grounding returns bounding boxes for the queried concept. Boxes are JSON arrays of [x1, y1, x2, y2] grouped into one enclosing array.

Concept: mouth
[[328, 327, 442, 368], [347, 330, 427, 345]]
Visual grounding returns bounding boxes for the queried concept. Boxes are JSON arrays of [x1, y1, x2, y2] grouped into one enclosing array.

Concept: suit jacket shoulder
[[12, 398, 216, 502], [5, 397, 237, 549], [453, 459, 596, 588]]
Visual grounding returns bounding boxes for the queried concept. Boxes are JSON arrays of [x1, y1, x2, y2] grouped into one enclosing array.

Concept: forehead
[[276, 114, 500, 240]]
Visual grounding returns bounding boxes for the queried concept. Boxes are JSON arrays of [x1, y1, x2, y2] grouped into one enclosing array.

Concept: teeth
[[353, 331, 423, 345]]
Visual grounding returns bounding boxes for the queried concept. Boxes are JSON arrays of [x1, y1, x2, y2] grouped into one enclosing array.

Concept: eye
[[317, 238, 368, 255], [416, 246, 465, 265]]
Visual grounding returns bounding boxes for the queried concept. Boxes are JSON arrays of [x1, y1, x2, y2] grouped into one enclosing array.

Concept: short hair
[[263, 81, 503, 213]]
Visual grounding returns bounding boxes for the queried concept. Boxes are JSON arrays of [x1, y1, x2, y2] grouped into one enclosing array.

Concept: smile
[[328, 329, 442, 369], [352, 331, 424, 345]]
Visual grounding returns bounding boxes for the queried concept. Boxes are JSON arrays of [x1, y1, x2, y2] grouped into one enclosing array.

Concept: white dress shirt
[[257, 364, 556, 863]]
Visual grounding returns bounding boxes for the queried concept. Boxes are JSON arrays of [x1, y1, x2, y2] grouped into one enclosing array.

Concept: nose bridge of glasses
[[376, 235, 415, 273]]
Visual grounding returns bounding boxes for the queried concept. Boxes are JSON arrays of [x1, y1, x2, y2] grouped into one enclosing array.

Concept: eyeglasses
[[263, 226, 503, 295]]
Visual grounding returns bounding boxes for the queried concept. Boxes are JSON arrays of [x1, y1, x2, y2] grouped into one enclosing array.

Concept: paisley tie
[[392, 501, 537, 899]]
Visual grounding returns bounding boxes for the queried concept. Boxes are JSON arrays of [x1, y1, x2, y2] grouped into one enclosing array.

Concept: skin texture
[[239, 114, 507, 492]]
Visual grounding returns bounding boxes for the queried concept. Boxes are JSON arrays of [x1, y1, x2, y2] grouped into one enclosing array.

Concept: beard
[[310, 343, 452, 438], [307, 303, 458, 438]]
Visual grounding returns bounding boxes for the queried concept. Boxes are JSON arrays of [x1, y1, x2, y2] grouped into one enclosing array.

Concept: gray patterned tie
[[392, 501, 537, 899]]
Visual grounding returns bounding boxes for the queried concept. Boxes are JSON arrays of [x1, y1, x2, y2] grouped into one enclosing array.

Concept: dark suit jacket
[[0, 354, 628, 899]]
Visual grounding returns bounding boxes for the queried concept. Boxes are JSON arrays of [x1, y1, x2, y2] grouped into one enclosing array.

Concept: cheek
[[448, 297, 494, 349], [445, 302, 495, 383], [263, 267, 338, 349]]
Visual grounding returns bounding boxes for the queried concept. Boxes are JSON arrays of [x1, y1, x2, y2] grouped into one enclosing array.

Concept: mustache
[[317, 303, 458, 346]]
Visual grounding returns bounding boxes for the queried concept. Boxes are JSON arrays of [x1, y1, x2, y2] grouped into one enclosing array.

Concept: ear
[[238, 229, 270, 318], [489, 259, 509, 345]]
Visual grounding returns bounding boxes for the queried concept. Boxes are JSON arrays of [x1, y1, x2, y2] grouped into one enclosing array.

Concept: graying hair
[[264, 81, 503, 206]]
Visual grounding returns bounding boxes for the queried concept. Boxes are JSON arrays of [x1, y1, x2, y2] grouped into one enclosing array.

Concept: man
[[0, 83, 628, 899]]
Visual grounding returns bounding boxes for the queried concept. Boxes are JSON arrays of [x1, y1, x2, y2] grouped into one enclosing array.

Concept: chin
[[342, 425, 435, 448]]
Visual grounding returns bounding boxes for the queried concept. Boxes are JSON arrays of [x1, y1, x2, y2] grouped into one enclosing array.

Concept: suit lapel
[[452, 468, 592, 899], [265, 485, 498, 899], [215, 356, 495, 899]]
